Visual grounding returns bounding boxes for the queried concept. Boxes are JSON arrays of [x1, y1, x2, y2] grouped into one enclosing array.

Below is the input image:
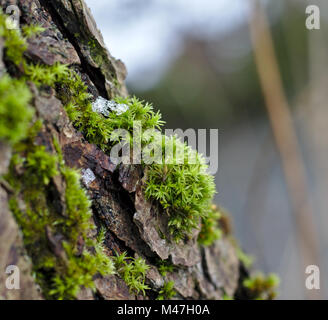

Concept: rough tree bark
[[0, 0, 248, 300]]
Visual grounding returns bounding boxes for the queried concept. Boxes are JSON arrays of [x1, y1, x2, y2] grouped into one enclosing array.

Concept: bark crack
[[38, 0, 109, 98]]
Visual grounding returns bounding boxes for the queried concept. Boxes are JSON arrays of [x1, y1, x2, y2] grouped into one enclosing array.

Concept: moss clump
[[113, 252, 150, 295], [60, 166, 95, 240], [0, 11, 45, 66], [0, 14, 26, 65], [0, 75, 34, 144], [57, 63, 218, 243], [24, 61, 70, 87], [0, 12, 57, 146], [31, 39, 218, 244], [157, 281, 176, 300], [21, 24, 45, 38], [26, 145, 59, 185], [66, 92, 164, 152], [64, 79, 217, 242], [145, 135, 216, 242], [243, 273, 279, 300]]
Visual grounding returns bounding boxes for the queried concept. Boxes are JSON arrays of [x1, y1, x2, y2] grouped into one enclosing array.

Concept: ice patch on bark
[[92, 96, 128, 117]]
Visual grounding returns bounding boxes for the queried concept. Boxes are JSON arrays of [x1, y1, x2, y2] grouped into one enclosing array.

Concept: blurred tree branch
[[249, 0, 320, 299]]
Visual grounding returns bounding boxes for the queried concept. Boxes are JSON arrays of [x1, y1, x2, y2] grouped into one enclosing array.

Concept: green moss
[[22, 24, 45, 38], [0, 10, 45, 66], [7, 142, 115, 299], [0, 12, 58, 147], [48, 228, 115, 299], [0, 17, 26, 66], [113, 252, 150, 296], [2, 103, 115, 299], [65, 92, 164, 152], [156, 261, 177, 300], [236, 247, 254, 269], [62, 72, 113, 150], [0, 74, 34, 144], [157, 281, 176, 300], [88, 39, 97, 49], [243, 273, 279, 300], [145, 135, 216, 242], [198, 204, 222, 246], [158, 260, 175, 277], [112, 78, 121, 90], [61, 166, 94, 241], [26, 145, 59, 185], [24, 61, 70, 86]]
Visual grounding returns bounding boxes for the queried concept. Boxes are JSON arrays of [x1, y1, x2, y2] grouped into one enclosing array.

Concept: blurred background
[[85, 0, 328, 299]]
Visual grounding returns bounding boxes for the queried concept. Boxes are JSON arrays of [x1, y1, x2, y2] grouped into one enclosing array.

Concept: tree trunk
[[0, 0, 248, 300]]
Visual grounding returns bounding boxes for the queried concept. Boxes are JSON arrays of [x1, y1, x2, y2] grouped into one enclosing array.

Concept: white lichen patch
[[82, 168, 96, 187], [92, 96, 110, 116], [92, 96, 129, 117], [111, 102, 129, 115]]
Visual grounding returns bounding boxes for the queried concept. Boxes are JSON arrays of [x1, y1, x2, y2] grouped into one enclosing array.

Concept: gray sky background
[[85, 0, 252, 89]]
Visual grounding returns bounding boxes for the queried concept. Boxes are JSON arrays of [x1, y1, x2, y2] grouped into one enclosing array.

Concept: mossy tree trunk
[[0, 0, 249, 300]]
